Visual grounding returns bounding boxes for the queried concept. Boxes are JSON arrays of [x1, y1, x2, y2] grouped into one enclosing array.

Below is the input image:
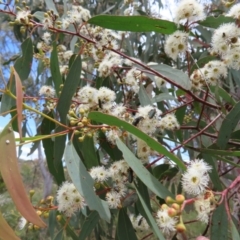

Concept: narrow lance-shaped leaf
[[139, 84, 152, 106], [150, 64, 191, 91], [54, 54, 82, 183], [135, 184, 165, 240], [216, 101, 240, 149], [210, 203, 228, 240], [0, 124, 46, 227], [88, 112, 185, 170], [88, 15, 178, 34], [13, 67, 23, 141], [1, 38, 32, 115], [45, 0, 58, 15], [0, 211, 20, 240], [116, 138, 173, 198], [78, 211, 100, 240], [50, 42, 62, 97], [231, 220, 240, 240], [64, 142, 111, 222], [117, 208, 138, 240], [199, 16, 235, 29]]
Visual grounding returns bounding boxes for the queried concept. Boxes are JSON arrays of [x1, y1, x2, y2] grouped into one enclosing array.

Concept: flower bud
[[29, 189, 35, 197], [167, 207, 177, 217], [176, 223, 186, 233], [33, 225, 40, 230], [161, 204, 169, 210], [165, 196, 175, 204], [175, 194, 185, 204], [171, 203, 180, 211], [36, 210, 42, 216], [43, 212, 49, 218]]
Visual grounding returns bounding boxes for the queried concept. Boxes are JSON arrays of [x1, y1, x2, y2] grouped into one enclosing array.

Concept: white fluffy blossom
[[227, 3, 240, 19], [211, 23, 240, 56], [16, 10, 31, 23], [18, 217, 27, 230], [67, 6, 91, 24], [89, 166, 109, 182], [39, 85, 56, 98], [125, 68, 142, 93], [42, 16, 53, 29], [98, 52, 122, 77], [109, 160, 129, 177], [156, 208, 178, 236], [42, 32, 52, 45], [57, 182, 86, 217], [105, 190, 121, 208], [76, 86, 98, 109], [182, 159, 212, 196], [191, 60, 228, 88], [174, 0, 206, 24], [98, 87, 116, 104], [133, 106, 162, 135], [154, 76, 166, 89], [194, 193, 214, 224], [158, 113, 180, 131], [164, 31, 189, 60]]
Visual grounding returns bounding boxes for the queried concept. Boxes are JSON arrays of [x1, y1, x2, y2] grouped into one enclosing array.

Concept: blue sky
[[0, 114, 40, 160]]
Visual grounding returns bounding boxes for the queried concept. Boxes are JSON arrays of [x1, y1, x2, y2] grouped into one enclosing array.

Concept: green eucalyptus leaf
[[202, 154, 223, 191], [54, 229, 64, 240], [116, 138, 173, 198], [53, 126, 66, 185], [64, 142, 111, 222], [209, 85, 236, 106], [41, 112, 65, 185], [14, 37, 33, 81], [50, 42, 62, 97], [231, 220, 240, 240], [216, 101, 240, 149], [57, 54, 81, 124], [45, 0, 58, 15], [135, 184, 165, 240], [139, 84, 152, 106], [153, 164, 170, 180], [152, 93, 176, 103], [150, 64, 191, 90], [48, 209, 56, 239], [78, 211, 100, 240], [1, 38, 33, 115], [77, 137, 99, 169], [33, 11, 45, 21], [88, 112, 185, 170], [88, 15, 177, 34], [117, 208, 138, 240], [210, 203, 228, 240], [199, 16, 235, 29]]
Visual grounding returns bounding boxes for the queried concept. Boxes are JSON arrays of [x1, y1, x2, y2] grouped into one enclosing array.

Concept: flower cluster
[[190, 60, 228, 89], [194, 191, 215, 224], [39, 85, 56, 98], [89, 160, 130, 209], [56, 182, 86, 217], [174, 0, 206, 25], [156, 205, 178, 238], [164, 31, 189, 60], [181, 159, 212, 196], [210, 22, 240, 70], [76, 86, 116, 112]]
